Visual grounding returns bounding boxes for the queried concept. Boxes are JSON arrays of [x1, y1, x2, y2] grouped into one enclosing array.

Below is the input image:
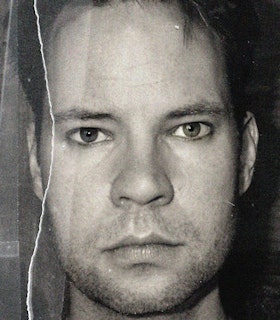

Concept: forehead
[[46, 0, 229, 114]]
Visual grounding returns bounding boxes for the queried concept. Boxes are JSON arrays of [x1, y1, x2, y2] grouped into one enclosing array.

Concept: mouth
[[103, 234, 183, 267], [106, 233, 181, 249]]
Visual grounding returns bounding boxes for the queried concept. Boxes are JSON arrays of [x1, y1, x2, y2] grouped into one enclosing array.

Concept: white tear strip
[[191, 1, 209, 29], [26, 1, 55, 318], [226, 201, 236, 207], [0, 0, 14, 127]]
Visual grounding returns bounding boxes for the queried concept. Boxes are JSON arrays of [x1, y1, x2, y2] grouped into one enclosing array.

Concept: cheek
[[168, 136, 238, 233], [44, 147, 115, 246]]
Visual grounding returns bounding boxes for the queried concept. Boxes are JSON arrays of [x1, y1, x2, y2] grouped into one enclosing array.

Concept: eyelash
[[170, 122, 213, 140], [67, 127, 112, 146], [67, 122, 213, 146]]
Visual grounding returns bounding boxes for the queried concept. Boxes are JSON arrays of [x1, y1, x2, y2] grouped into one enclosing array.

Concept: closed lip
[[104, 233, 182, 252]]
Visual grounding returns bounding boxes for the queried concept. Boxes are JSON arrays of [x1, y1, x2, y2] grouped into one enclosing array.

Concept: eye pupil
[[183, 123, 201, 137], [80, 128, 98, 142]]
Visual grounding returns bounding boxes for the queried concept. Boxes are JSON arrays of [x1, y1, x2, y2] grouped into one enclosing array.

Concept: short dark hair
[[18, 0, 259, 138]]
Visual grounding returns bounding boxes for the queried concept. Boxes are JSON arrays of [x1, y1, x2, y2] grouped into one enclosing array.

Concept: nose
[[110, 143, 174, 209]]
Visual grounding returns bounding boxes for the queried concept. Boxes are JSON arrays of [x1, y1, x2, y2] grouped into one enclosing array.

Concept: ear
[[27, 122, 44, 201], [239, 112, 259, 195]]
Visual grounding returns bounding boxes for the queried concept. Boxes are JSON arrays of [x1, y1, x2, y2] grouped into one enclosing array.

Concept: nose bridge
[[110, 135, 174, 208]]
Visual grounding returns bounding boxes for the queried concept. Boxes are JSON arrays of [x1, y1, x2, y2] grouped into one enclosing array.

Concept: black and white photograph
[[0, 1, 280, 319]]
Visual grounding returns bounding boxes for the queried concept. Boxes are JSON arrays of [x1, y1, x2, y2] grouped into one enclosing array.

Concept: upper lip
[[104, 233, 182, 251]]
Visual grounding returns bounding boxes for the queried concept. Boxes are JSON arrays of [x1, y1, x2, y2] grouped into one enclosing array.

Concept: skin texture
[[29, 1, 258, 319]]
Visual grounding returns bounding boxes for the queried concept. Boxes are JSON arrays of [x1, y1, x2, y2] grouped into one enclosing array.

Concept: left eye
[[171, 122, 212, 140], [68, 127, 112, 145]]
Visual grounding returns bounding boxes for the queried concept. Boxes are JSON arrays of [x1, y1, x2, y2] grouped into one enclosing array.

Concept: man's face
[[32, 1, 249, 315]]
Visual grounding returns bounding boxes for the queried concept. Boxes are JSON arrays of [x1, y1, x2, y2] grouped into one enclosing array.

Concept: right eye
[[171, 122, 212, 140], [68, 127, 112, 145]]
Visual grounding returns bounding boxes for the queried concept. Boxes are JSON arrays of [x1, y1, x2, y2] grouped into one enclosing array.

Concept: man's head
[[19, 0, 259, 318]]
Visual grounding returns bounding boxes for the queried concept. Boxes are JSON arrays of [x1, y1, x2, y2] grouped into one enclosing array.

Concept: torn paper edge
[[26, 1, 55, 318]]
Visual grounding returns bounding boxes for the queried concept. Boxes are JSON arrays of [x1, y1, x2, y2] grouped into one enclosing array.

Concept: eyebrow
[[165, 102, 230, 120], [54, 108, 118, 123], [54, 103, 230, 123]]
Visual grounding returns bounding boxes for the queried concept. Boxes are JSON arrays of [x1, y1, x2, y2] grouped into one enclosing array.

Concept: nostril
[[147, 195, 164, 205], [117, 194, 168, 210]]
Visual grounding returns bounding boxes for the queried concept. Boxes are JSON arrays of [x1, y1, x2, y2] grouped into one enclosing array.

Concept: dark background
[[0, 1, 279, 319], [0, 1, 21, 318]]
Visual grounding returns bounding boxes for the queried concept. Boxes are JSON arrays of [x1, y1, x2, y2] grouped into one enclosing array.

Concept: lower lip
[[106, 244, 180, 267]]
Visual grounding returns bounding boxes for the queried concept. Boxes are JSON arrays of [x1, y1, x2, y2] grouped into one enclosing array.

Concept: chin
[[66, 261, 219, 316], [75, 278, 193, 315]]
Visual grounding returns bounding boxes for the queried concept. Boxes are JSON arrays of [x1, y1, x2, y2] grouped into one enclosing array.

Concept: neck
[[68, 282, 228, 320]]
